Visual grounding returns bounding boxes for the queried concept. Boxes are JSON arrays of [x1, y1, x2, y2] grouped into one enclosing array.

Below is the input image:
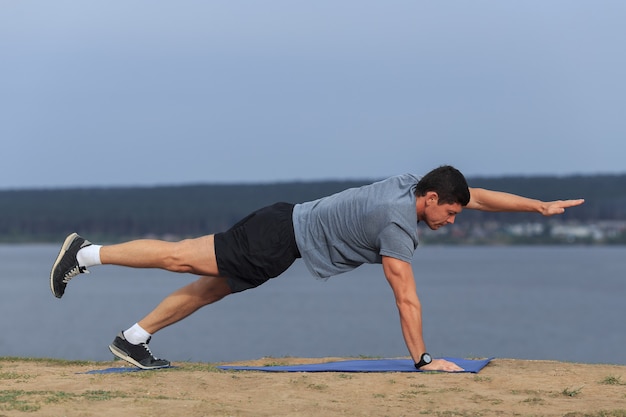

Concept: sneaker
[[50, 233, 92, 298], [108, 332, 171, 370]]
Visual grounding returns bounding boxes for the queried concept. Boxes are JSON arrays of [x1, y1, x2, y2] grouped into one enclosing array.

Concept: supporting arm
[[382, 256, 463, 372]]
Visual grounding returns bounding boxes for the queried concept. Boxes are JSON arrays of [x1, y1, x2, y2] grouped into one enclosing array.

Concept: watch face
[[423, 353, 432, 364]]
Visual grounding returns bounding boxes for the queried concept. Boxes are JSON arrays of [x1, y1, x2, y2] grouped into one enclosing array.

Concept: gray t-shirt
[[292, 174, 420, 278]]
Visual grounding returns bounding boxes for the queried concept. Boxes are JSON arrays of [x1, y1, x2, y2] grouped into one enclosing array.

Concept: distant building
[[550, 224, 603, 241]]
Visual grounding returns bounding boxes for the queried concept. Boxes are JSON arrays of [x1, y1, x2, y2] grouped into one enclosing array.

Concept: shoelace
[[140, 342, 162, 360], [62, 265, 88, 283]]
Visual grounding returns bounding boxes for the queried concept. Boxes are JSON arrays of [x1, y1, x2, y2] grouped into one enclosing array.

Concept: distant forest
[[0, 174, 624, 243]]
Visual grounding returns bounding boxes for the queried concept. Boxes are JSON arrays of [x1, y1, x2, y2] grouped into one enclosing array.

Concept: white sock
[[77, 245, 102, 268], [123, 323, 151, 345]]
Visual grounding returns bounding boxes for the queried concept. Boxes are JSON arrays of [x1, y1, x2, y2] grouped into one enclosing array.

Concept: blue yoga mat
[[83, 358, 492, 374], [82, 366, 174, 374], [218, 357, 493, 373]]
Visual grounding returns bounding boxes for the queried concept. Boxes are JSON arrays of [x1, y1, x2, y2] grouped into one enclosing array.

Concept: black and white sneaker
[[108, 332, 171, 370], [50, 233, 92, 298]]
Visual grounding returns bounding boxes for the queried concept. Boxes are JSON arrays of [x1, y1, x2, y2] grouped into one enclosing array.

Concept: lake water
[[1, 244, 625, 365]]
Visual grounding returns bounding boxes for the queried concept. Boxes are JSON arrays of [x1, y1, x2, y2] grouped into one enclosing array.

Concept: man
[[50, 166, 584, 372]]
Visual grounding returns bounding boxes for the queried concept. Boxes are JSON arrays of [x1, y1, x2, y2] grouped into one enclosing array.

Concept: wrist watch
[[414, 353, 433, 369]]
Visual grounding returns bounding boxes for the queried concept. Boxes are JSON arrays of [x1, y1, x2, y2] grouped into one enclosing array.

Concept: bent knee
[[194, 276, 232, 303]]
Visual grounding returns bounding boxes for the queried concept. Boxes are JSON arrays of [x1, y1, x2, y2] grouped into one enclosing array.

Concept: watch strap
[[414, 353, 432, 369]]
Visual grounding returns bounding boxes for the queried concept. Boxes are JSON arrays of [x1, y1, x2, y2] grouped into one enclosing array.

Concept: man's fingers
[[562, 199, 585, 208], [421, 359, 464, 372], [440, 361, 464, 372]]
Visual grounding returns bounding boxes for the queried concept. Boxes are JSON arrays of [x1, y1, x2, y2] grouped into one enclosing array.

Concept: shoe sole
[[49, 233, 79, 298], [108, 343, 170, 370]]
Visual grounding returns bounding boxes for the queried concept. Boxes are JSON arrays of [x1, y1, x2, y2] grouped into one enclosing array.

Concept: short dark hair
[[415, 165, 470, 206]]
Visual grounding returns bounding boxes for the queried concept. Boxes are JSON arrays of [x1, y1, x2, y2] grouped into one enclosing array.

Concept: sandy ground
[[1, 357, 625, 417]]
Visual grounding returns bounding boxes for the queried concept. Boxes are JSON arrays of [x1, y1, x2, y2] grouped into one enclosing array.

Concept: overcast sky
[[1, 1, 624, 189]]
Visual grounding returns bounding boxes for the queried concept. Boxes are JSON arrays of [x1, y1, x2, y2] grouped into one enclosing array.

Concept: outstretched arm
[[382, 256, 462, 372], [466, 188, 584, 216]]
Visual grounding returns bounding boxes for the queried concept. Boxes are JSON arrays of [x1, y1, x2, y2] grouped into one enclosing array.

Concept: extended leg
[[50, 233, 221, 298], [100, 235, 220, 276]]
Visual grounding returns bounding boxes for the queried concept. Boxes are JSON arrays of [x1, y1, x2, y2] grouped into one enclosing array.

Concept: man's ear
[[426, 191, 439, 205]]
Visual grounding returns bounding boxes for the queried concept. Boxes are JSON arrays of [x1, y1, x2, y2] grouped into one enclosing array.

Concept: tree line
[[0, 174, 624, 243]]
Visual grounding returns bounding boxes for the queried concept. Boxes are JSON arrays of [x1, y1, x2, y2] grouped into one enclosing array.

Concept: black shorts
[[214, 202, 301, 293]]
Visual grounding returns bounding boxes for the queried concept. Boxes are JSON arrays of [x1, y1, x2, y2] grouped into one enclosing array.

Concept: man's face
[[421, 198, 463, 230]]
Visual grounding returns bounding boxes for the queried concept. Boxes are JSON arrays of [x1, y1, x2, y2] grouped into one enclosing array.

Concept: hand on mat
[[421, 359, 464, 372]]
